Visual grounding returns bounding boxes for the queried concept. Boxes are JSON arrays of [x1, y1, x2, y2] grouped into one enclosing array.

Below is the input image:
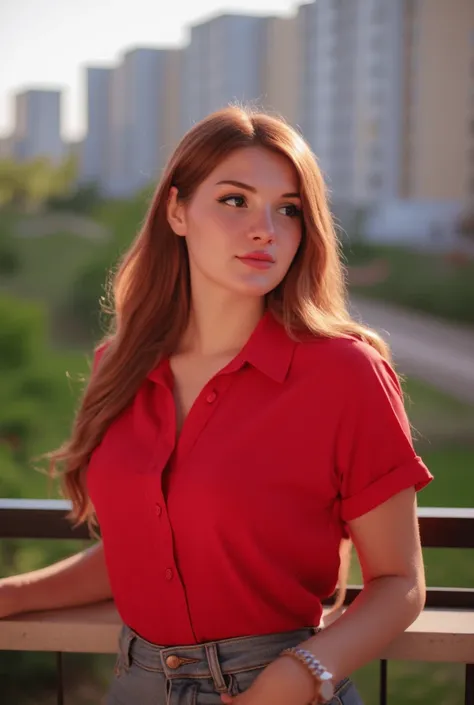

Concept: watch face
[[319, 679, 335, 702]]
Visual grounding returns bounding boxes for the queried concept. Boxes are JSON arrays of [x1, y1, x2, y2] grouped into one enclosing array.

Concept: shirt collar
[[147, 310, 296, 385], [226, 310, 296, 383]]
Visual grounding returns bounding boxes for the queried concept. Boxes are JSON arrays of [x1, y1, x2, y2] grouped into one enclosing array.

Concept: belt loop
[[121, 627, 136, 670], [205, 643, 227, 694]]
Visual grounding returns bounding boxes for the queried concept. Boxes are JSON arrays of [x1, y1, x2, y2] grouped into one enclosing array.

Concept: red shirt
[[87, 312, 432, 645]]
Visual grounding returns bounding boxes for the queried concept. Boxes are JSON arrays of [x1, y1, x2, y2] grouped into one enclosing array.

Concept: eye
[[218, 195, 247, 208], [278, 204, 302, 218]]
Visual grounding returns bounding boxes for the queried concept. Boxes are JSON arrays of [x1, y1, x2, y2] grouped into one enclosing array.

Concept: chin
[[233, 274, 284, 297], [233, 283, 278, 298]]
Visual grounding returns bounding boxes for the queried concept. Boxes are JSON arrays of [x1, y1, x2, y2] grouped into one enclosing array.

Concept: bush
[[343, 241, 474, 324], [0, 221, 20, 276]]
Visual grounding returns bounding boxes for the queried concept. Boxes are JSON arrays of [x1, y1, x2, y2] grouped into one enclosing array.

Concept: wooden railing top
[[1, 601, 473, 664], [1, 499, 474, 547]]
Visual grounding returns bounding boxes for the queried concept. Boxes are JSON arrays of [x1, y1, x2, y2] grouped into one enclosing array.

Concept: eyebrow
[[215, 179, 300, 199]]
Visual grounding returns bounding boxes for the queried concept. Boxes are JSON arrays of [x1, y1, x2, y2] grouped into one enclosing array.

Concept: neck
[[179, 290, 265, 358]]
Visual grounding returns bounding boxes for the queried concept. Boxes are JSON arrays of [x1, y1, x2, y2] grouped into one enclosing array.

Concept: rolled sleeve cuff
[[341, 456, 433, 523]]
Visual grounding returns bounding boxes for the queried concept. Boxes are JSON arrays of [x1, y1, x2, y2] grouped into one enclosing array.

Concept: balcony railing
[[0, 499, 473, 705]]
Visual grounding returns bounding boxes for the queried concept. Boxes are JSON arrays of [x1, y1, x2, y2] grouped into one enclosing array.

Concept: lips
[[238, 251, 275, 263], [237, 252, 275, 271]]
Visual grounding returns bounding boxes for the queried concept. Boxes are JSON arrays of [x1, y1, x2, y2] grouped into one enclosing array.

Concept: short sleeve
[[336, 341, 433, 522]]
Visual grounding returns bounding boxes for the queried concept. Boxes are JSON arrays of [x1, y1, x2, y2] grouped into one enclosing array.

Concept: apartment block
[[12, 89, 64, 164], [298, 0, 406, 205], [6, 0, 471, 206], [182, 14, 269, 132], [104, 47, 180, 197], [301, 0, 474, 207], [401, 0, 474, 202], [80, 67, 112, 187], [261, 14, 301, 127]]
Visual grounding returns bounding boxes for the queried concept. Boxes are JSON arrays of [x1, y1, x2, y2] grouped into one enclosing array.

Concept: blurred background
[[0, 0, 473, 703]]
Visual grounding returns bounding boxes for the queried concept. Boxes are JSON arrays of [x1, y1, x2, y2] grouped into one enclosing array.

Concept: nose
[[249, 206, 275, 243]]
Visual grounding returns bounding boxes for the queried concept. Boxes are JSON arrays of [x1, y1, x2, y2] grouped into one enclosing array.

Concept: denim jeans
[[106, 624, 364, 705]]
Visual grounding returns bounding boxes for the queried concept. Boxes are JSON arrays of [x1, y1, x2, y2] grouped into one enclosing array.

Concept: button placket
[[178, 376, 234, 460]]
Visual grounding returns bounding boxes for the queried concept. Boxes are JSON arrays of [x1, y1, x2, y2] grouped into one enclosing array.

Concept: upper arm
[[334, 342, 432, 582], [347, 487, 424, 584]]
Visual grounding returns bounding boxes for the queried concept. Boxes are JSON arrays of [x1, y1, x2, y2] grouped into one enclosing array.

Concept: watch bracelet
[[280, 647, 332, 704]]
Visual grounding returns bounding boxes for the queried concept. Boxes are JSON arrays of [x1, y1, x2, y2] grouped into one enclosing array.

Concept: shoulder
[[293, 334, 399, 394], [295, 333, 385, 370]]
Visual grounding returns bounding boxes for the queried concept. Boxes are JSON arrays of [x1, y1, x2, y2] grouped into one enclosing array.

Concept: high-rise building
[[261, 14, 301, 127], [7, 0, 469, 206], [352, 0, 406, 204], [400, 0, 474, 202], [182, 14, 270, 132], [105, 47, 181, 197], [299, 0, 406, 205], [80, 67, 112, 188], [12, 89, 64, 164], [299, 0, 473, 207]]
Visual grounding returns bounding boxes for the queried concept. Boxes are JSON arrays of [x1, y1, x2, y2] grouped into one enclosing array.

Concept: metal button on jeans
[[165, 655, 181, 669]]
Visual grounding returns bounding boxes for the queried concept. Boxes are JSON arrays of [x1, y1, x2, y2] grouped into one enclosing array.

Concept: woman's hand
[[220, 655, 317, 705]]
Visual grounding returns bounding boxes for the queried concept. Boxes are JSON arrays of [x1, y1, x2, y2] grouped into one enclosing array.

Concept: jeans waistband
[[119, 624, 321, 690]]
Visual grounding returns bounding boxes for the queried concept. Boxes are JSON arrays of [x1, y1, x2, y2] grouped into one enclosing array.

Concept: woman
[[0, 107, 432, 705]]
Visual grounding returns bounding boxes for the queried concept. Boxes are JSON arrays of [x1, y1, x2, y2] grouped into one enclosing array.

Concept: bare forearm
[[300, 575, 425, 683], [1, 541, 113, 615]]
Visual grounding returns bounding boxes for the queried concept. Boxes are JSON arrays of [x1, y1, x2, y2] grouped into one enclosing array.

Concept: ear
[[167, 186, 187, 236]]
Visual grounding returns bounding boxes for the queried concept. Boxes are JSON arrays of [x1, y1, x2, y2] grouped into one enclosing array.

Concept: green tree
[[0, 155, 78, 213], [0, 296, 53, 460]]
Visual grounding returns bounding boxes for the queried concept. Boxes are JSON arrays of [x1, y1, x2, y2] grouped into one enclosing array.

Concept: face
[[167, 146, 303, 299]]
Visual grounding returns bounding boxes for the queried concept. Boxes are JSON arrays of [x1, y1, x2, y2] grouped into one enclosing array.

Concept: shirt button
[[206, 390, 217, 404], [165, 568, 174, 581], [155, 504, 162, 517]]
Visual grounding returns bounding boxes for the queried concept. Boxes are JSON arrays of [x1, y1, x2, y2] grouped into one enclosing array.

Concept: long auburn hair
[[48, 106, 392, 609]]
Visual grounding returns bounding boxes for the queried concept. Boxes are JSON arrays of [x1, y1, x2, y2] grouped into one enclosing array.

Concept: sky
[[0, 0, 298, 140]]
